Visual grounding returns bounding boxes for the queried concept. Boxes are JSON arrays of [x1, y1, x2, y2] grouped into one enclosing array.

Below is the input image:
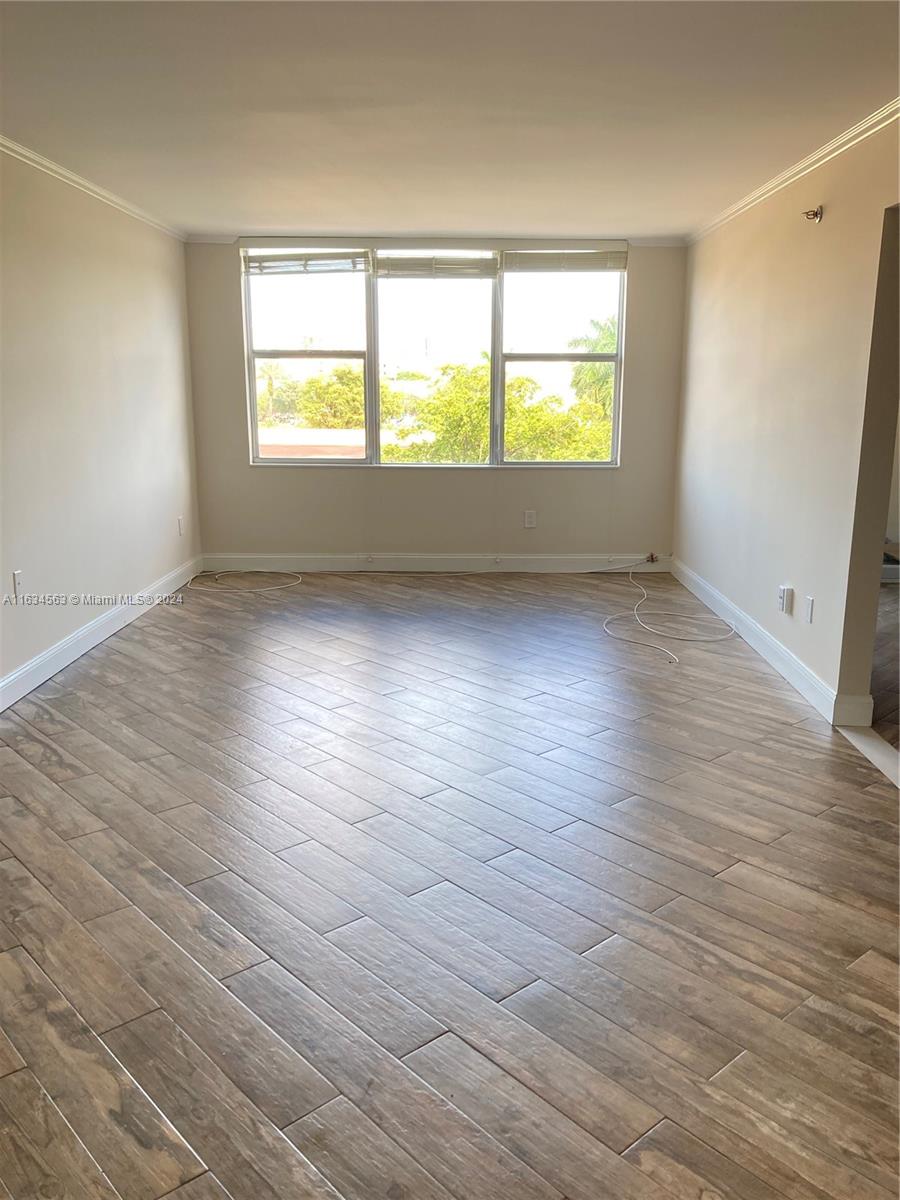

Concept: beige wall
[[674, 124, 899, 697], [1, 155, 200, 676], [887, 420, 900, 545], [186, 242, 686, 563]]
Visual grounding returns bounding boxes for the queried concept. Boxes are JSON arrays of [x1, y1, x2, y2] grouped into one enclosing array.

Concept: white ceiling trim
[[692, 97, 900, 243], [4, 94, 895, 251], [0, 135, 185, 241], [187, 233, 687, 246], [628, 237, 689, 247], [186, 233, 237, 244]]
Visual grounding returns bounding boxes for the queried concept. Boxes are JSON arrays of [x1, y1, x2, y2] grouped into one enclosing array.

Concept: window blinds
[[502, 244, 627, 272], [375, 255, 499, 279], [245, 246, 628, 276], [244, 252, 368, 275]]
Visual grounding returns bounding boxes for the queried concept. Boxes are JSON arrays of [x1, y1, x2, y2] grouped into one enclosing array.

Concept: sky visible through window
[[379, 277, 491, 375], [249, 272, 366, 350], [250, 268, 619, 365]]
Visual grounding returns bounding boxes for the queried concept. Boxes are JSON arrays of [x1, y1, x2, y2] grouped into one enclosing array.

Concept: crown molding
[[188, 232, 689, 247], [692, 97, 900, 243], [627, 236, 688, 247], [0, 135, 185, 241], [7, 98, 896, 251], [185, 233, 238, 244]]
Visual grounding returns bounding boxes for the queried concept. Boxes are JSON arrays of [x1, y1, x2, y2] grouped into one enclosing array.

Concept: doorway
[[837, 205, 899, 781]]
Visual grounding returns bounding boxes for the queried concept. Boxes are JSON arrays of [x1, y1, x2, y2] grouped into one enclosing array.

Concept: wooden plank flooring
[[0, 570, 897, 1200]]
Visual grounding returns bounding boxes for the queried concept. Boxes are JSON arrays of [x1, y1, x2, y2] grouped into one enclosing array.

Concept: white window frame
[[241, 239, 626, 468], [243, 250, 373, 464]]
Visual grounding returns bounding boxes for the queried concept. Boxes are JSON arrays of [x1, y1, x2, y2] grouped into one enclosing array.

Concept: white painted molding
[[202, 552, 672, 575], [881, 562, 899, 582], [185, 233, 239, 244], [831, 692, 875, 728], [671, 558, 859, 727], [10, 98, 897, 252], [190, 233, 688, 248], [0, 135, 185, 241], [693, 97, 900, 242], [837, 726, 899, 787], [0, 557, 201, 712], [626, 237, 688, 248]]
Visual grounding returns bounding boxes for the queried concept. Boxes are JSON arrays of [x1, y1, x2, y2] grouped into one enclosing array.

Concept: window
[[501, 255, 623, 462], [245, 253, 369, 460], [377, 255, 496, 464], [242, 243, 625, 465]]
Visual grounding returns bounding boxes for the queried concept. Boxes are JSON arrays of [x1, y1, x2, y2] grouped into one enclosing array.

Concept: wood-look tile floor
[[0, 570, 897, 1200]]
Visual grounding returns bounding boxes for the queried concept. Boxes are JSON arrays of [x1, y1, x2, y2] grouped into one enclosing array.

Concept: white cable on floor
[[187, 570, 303, 594], [186, 562, 733, 661], [592, 558, 736, 664]]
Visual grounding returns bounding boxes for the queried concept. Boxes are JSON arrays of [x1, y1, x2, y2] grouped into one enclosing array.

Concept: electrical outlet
[[12, 570, 24, 603], [177, 516, 184, 537], [778, 585, 794, 615], [804, 596, 814, 623], [523, 510, 537, 529]]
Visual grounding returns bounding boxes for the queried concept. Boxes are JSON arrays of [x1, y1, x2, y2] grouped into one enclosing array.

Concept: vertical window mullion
[[365, 251, 380, 464], [611, 270, 625, 464], [242, 267, 262, 464], [490, 270, 504, 464]]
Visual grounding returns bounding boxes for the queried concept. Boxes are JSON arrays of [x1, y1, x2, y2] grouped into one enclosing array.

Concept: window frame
[[243, 252, 373, 464], [241, 240, 626, 468], [497, 263, 626, 467]]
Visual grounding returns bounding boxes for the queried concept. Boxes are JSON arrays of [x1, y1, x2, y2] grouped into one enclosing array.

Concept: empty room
[[0, 2, 898, 1198]]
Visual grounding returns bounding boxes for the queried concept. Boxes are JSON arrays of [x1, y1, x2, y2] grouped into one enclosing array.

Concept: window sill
[[248, 459, 622, 469]]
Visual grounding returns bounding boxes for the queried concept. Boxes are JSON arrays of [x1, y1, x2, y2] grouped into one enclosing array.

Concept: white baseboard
[[202, 552, 672, 575], [830, 692, 875, 726], [671, 558, 867, 727], [837, 726, 900, 787], [882, 562, 899, 582], [0, 556, 202, 712]]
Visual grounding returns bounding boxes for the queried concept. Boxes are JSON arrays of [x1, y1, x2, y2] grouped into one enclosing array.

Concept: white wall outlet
[[523, 509, 537, 529], [777, 585, 794, 615], [177, 515, 184, 537], [804, 596, 814, 623], [12, 570, 24, 602]]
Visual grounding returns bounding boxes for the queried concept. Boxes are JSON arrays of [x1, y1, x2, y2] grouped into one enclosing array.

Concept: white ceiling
[[1, 1, 897, 239]]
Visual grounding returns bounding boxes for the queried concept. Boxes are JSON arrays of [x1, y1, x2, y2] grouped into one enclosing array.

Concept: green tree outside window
[[255, 315, 617, 462]]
